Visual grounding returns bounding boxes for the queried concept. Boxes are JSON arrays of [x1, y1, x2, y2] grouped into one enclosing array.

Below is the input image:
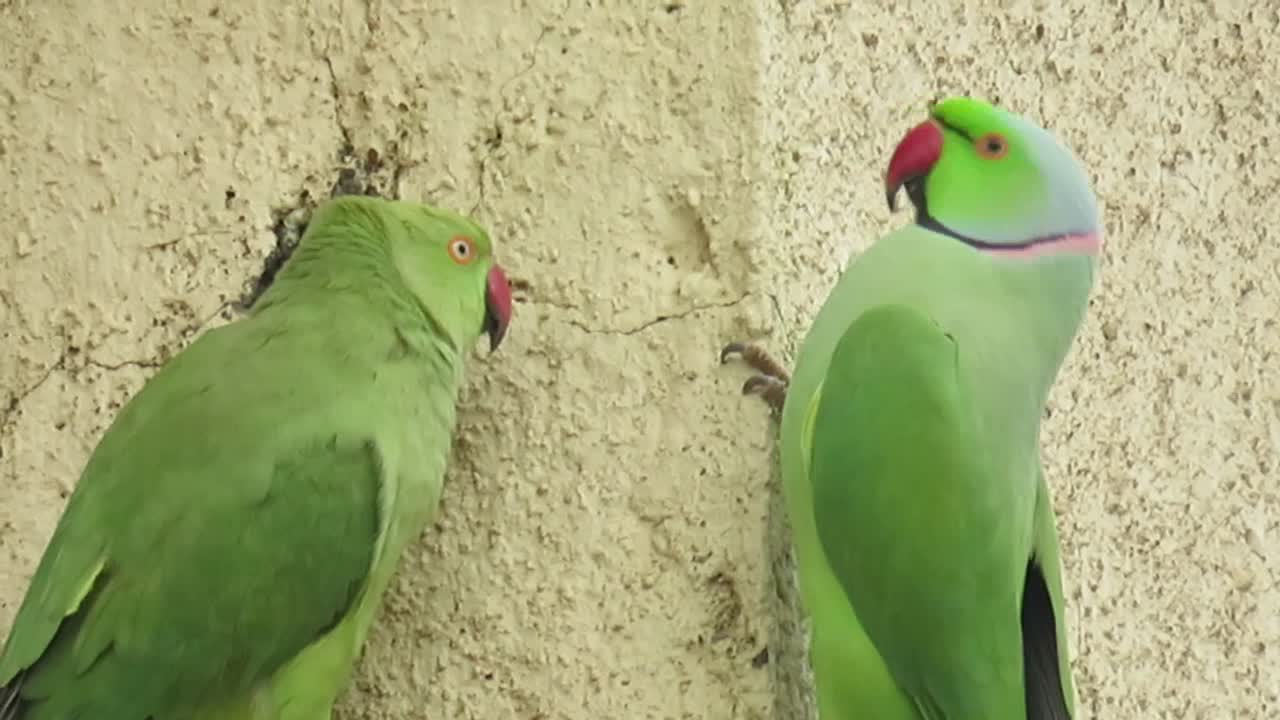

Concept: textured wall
[[1, 1, 1275, 719]]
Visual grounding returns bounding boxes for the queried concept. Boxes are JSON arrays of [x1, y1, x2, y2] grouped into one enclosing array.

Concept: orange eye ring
[[975, 132, 1009, 160], [448, 236, 477, 265]]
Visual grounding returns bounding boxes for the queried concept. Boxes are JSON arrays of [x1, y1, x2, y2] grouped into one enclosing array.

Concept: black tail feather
[[0, 671, 24, 720], [1022, 559, 1072, 720]]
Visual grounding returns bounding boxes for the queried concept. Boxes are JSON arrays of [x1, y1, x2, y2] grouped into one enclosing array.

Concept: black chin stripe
[[916, 212, 1079, 252]]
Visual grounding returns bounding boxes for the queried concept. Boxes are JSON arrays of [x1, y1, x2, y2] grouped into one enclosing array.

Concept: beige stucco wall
[[1, 1, 1275, 718]]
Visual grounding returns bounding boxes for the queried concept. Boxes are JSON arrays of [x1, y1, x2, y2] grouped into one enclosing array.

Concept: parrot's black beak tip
[[887, 176, 927, 217], [483, 307, 508, 353], [483, 264, 513, 354]]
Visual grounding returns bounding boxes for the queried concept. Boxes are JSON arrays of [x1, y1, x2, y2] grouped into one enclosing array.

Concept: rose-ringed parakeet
[[0, 195, 514, 720], [723, 97, 1101, 719]]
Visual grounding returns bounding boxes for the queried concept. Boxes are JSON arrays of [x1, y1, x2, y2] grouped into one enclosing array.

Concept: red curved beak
[[885, 119, 943, 212], [484, 264, 513, 352]]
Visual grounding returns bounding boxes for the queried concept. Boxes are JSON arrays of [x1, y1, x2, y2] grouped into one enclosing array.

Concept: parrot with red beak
[[0, 196, 513, 719], [724, 97, 1101, 719]]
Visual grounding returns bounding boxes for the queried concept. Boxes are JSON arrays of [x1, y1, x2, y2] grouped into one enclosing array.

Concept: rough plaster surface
[[1, 1, 1275, 719]]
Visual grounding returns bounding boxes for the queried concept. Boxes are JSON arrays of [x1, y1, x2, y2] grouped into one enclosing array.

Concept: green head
[[884, 97, 1102, 262], [292, 196, 512, 352]]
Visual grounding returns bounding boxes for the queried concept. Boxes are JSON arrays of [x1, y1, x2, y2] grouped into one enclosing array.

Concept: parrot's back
[[0, 290, 464, 720]]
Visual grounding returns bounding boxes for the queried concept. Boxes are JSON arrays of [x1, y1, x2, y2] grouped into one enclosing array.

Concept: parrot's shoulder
[[787, 302, 962, 479], [819, 303, 960, 397]]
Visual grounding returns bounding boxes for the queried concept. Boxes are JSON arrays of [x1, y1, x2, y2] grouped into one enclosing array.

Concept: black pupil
[[456, 243, 468, 255], [987, 138, 1003, 152]]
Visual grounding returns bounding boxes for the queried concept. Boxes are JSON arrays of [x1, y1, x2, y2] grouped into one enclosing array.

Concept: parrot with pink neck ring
[[723, 97, 1102, 719]]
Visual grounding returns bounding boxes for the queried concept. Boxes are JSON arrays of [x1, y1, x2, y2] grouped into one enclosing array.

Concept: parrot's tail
[[0, 672, 24, 720], [1022, 560, 1072, 720]]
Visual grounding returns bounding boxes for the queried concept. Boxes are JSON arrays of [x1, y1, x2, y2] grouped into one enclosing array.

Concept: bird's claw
[[742, 375, 780, 396], [719, 341, 791, 384], [720, 342, 748, 365], [721, 341, 791, 415]]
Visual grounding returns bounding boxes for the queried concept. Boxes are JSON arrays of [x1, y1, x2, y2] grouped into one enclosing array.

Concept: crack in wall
[[1, 354, 65, 439], [319, 52, 416, 201], [323, 55, 355, 160], [550, 293, 753, 337], [473, 14, 562, 216], [0, 304, 230, 443], [84, 358, 164, 372]]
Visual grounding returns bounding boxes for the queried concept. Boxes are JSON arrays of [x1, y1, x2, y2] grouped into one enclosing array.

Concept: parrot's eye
[[448, 236, 477, 265], [975, 132, 1009, 160]]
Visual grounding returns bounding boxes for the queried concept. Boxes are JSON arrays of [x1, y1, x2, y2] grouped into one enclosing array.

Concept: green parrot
[[0, 195, 514, 720], [723, 97, 1101, 719]]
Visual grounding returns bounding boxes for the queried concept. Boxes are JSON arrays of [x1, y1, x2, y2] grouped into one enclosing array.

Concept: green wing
[[806, 303, 1030, 719], [0, 315, 381, 720]]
